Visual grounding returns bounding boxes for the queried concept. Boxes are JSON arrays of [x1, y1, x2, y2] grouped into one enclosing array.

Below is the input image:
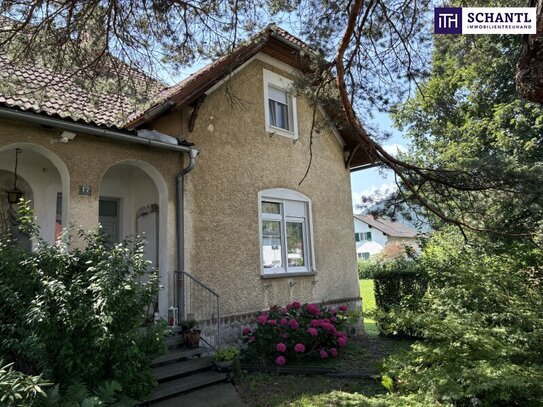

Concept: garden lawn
[[360, 279, 378, 335], [236, 335, 414, 406]]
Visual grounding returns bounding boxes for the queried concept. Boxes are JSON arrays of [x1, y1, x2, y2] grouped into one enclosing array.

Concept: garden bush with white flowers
[[241, 301, 351, 366]]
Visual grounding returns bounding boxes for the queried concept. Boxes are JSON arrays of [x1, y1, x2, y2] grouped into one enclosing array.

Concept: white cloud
[[382, 143, 407, 157], [352, 183, 398, 213]]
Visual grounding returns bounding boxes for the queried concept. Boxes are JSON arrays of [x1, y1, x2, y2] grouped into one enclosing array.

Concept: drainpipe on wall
[[176, 148, 199, 319]]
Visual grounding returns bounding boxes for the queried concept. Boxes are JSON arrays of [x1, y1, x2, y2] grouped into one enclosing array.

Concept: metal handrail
[[176, 270, 221, 349]]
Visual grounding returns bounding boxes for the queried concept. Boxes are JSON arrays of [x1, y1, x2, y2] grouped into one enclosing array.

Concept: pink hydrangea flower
[[292, 301, 301, 309], [276, 342, 287, 352], [328, 307, 337, 314], [319, 350, 329, 359], [338, 337, 348, 347], [256, 314, 268, 325], [286, 303, 293, 310], [279, 307, 288, 315], [330, 316, 337, 323], [294, 343, 305, 353], [280, 318, 289, 325], [310, 319, 321, 327], [322, 323, 334, 332], [308, 327, 318, 336], [275, 356, 286, 366], [306, 303, 321, 316], [289, 319, 299, 330], [242, 327, 252, 335], [329, 348, 338, 358], [335, 331, 347, 338], [339, 305, 348, 312], [267, 319, 277, 326]]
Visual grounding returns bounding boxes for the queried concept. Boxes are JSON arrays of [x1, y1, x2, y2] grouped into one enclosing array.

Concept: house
[[0, 24, 372, 345], [354, 214, 417, 260]]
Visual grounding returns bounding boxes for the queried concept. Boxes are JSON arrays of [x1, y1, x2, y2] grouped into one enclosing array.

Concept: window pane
[[355, 233, 360, 242], [99, 200, 118, 217], [269, 100, 290, 130], [287, 222, 305, 268], [366, 232, 372, 241], [268, 86, 288, 104], [262, 220, 283, 269], [262, 201, 281, 214]]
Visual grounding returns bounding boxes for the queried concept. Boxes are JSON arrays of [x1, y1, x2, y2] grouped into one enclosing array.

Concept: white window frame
[[263, 69, 298, 139], [258, 188, 314, 277]]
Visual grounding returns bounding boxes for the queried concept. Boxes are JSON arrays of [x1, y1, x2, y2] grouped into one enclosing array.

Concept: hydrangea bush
[[241, 301, 350, 365]]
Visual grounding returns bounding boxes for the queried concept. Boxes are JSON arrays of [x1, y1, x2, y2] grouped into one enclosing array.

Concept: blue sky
[[350, 112, 408, 214]]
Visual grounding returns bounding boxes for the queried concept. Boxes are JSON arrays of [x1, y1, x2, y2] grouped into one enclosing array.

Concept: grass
[[360, 279, 378, 336], [235, 280, 416, 406]]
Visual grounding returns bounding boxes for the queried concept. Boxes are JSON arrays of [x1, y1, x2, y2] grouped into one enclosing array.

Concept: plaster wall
[[157, 57, 360, 317], [0, 119, 183, 316]]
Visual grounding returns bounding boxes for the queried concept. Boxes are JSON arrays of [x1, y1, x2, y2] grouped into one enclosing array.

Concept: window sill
[[261, 271, 316, 279], [266, 125, 298, 140]]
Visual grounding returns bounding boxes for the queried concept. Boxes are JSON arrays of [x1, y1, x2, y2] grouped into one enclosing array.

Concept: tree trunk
[[516, 0, 543, 103]]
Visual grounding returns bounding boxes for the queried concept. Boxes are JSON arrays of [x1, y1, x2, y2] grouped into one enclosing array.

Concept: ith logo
[[435, 7, 462, 34]]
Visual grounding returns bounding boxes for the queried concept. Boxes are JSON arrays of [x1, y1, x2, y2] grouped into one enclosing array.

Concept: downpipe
[[176, 148, 199, 320]]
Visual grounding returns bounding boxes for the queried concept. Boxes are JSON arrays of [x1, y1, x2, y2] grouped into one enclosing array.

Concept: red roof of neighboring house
[[354, 214, 417, 238]]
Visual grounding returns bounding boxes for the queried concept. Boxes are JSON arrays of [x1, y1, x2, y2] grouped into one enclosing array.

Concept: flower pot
[[214, 360, 233, 370], [187, 329, 201, 349], [181, 329, 192, 346]]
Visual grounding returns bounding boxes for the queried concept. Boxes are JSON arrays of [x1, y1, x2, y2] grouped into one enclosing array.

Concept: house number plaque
[[78, 185, 92, 196]]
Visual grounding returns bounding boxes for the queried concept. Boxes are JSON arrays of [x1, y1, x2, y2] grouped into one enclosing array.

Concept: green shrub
[[0, 203, 165, 401], [0, 360, 50, 406], [369, 259, 427, 337], [214, 346, 240, 362], [380, 231, 543, 406]]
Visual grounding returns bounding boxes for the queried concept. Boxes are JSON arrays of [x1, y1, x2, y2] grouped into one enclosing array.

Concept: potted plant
[[187, 326, 202, 349], [179, 319, 197, 346], [213, 346, 240, 370]]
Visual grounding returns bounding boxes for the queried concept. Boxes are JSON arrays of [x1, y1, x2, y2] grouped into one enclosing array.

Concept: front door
[[99, 198, 120, 243]]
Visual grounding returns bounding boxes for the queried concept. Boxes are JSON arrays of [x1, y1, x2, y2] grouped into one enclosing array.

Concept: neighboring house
[[354, 214, 417, 260], [0, 24, 372, 344]]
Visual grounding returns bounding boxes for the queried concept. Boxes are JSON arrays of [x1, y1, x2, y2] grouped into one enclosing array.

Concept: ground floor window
[[259, 188, 313, 275]]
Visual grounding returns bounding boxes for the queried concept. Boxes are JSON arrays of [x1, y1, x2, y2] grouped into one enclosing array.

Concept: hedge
[[361, 259, 428, 337]]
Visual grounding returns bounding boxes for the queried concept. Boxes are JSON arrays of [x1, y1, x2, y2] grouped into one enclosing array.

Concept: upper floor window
[[259, 188, 313, 276], [355, 231, 372, 242], [263, 69, 298, 139]]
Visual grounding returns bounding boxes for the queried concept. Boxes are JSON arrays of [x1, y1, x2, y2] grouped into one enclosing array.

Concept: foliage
[[241, 301, 351, 365], [0, 360, 50, 407], [380, 230, 543, 406], [214, 346, 240, 362], [178, 319, 198, 331], [0, 204, 165, 401], [358, 258, 427, 337], [35, 381, 133, 407]]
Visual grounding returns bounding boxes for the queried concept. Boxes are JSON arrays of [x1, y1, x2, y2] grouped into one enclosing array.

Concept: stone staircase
[[143, 334, 227, 405]]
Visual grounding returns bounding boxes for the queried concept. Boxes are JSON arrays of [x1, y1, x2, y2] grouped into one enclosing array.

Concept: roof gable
[[354, 214, 417, 238]]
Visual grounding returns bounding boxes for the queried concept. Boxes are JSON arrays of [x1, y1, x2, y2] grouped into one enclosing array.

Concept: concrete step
[[147, 370, 227, 403], [163, 335, 185, 348], [153, 357, 214, 381], [150, 383, 246, 407], [152, 347, 207, 366]]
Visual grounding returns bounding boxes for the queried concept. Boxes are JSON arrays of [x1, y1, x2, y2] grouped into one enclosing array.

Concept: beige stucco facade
[[0, 53, 360, 322], [153, 56, 360, 317]]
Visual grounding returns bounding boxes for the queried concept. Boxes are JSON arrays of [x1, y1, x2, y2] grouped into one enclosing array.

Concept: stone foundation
[[198, 297, 363, 348]]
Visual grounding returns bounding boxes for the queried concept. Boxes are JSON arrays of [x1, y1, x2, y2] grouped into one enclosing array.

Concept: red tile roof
[[354, 214, 417, 238], [0, 55, 161, 128]]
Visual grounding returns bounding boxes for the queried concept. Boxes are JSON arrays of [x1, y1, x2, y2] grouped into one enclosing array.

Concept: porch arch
[[0, 143, 70, 244], [99, 159, 170, 318]]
